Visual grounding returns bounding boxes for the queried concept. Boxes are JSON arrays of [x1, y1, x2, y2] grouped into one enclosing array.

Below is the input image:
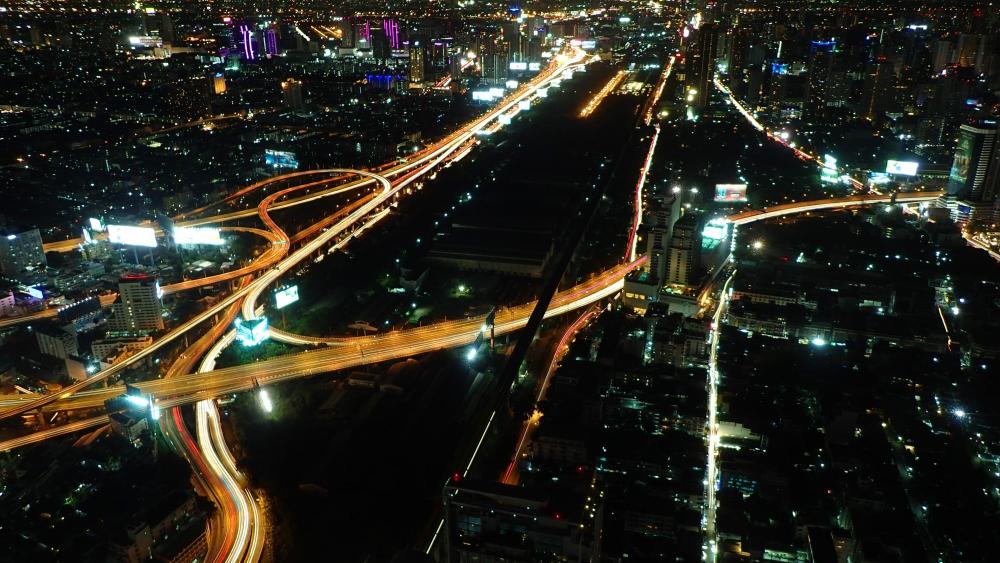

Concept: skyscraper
[[691, 25, 719, 108], [212, 73, 226, 95], [645, 192, 681, 285], [409, 42, 425, 84], [860, 59, 895, 127], [0, 228, 46, 283], [281, 78, 304, 111], [948, 123, 998, 201], [666, 214, 700, 287], [109, 275, 164, 332]]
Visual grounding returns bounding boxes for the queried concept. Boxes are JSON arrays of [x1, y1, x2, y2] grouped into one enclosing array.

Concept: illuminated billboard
[[509, 61, 528, 71], [265, 149, 299, 169], [107, 225, 157, 248], [88, 218, 105, 231], [702, 218, 729, 241], [714, 184, 748, 202], [235, 317, 270, 346], [128, 36, 163, 48], [174, 227, 224, 246], [518, 100, 531, 111], [886, 160, 918, 176], [505, 79, 519, 89], [274, 285, 299, 309], [472, 90, 495, 102], [528, 62, 541, 71]]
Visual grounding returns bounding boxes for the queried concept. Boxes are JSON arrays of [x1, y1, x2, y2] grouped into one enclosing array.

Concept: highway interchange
[[0, 43, 953, 562]]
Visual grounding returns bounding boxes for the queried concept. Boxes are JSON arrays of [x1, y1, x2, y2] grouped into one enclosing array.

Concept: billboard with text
[[714, 184, 748, 203]]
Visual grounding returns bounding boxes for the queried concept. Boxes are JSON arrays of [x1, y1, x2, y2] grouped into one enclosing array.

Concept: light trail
[[703, 271, 735, 561], [629, 124, 660, 261], [643, 56, 675, 126], [579, 69, 627, 118], [501, 305, 599, 485], [0, 258, 646, 420]]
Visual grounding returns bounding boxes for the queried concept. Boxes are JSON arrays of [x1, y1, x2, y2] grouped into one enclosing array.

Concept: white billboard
[[509, 61, 528, 71], [274, 285, 299, 309], [886, 160, 919, 176], [107, 225, 157, 248], [174, 227, 224, 246], [472, 90, 495, 101]]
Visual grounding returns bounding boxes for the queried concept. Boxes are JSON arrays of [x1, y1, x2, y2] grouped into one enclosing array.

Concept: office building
[[666, 214, 699, 287], [442, 479, 595, 562], [0, 228, 46, 283], [410, 43, 425, 84], [36, 327, 79, 360], [948, 123, 998, 201], [281, 78, 304, 110], [860, 59, 895, 127], [108, 275, 164, 332], [689, 25, 719, 108], [212, 73, 226, 95], [644, 192, 681, 285]]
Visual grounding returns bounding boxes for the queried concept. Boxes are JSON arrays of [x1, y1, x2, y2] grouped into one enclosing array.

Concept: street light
[[466, 347, 478, 362]]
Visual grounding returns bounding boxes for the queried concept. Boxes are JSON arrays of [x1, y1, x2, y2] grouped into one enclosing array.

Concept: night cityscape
[[0, 0, 998, 561]]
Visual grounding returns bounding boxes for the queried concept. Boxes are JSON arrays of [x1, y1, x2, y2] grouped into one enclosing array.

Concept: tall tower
[[666, 215, 699, 287], [410, 42, 425, 84], [692, 25, 719, 108], [861, 59, 895, 127], [948, 123, 998, 201], [281, 78, 304, 110], [644, 193, 681, 285], [109, 275, 164, 332]]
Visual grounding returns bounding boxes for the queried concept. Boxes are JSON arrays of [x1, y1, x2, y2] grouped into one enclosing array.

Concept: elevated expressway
[[0, 188, 946, 433], [0, 48, 592, 429]]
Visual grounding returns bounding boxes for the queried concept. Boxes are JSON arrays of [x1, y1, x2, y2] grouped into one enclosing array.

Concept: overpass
[[726, 191, 943, 226], [0, 190, 947, 428]]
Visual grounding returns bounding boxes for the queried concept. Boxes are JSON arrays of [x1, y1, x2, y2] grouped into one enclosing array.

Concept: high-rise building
[[666, 214, 700, 287], [690, 25, 720, 108], [281, 78, 304, 110], [237, 24, 257, 61], [0, 228, 46, 283], [948, 123, 998, 201], [108, 275, 164, 332], [261, 27, 279, 56], [409, 42, 425, 84], [805, 39, 836, 119], [35, 327, 78, 360], [860, 59, 895, 127], [212, 73, 226, 95], [645, 192, 681, 285]]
